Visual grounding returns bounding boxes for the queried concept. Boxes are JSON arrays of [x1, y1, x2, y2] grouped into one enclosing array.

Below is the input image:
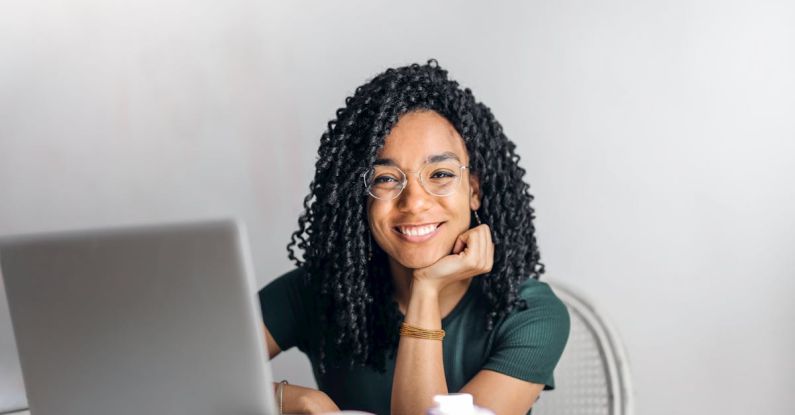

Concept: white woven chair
[[532, 282, 634, 415]]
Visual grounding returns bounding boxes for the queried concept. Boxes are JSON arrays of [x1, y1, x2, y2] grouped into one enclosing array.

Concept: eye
[[430, 170, 456, 179], [373, 175, 399, 184]]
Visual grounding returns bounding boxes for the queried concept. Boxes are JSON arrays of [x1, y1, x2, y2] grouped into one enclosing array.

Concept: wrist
[[410, 273, 442, 297], [404, 279, 441, 328], [298, 392, 316, 413], [300, 390, 336, 413]]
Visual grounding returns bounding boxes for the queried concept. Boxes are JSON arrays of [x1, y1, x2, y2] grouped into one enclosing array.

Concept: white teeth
[[398, 223, 439, 236]]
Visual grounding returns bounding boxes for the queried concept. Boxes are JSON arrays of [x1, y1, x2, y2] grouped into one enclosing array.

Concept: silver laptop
[[0, 219, 277, 415]]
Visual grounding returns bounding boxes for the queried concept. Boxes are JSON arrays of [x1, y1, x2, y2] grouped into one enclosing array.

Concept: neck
[[389, 257, 472, 319]]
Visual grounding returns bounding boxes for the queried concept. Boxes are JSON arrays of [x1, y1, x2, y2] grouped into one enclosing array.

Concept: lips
[[392, 222, 445, 242], [396, 222, 441, 236]]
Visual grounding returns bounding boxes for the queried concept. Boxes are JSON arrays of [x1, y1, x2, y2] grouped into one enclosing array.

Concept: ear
[[468, 173, 481, 211]]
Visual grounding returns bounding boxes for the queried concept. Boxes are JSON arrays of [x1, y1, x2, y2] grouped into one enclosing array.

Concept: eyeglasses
[[362, 160, 470, 201]]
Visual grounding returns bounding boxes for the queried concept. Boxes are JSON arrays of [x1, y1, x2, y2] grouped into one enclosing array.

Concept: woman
[[259, 60, 570, 415]]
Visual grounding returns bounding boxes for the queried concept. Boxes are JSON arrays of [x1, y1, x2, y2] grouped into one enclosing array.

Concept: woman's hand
[[411, 224, 494, 294], [298, 390, 339, 414], [280, 383, 340, 414]]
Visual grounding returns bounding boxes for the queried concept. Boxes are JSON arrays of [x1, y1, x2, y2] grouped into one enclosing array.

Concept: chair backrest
[[532, 281, 634, 415]]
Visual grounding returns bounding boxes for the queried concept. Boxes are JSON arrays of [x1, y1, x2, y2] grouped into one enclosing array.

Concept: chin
[[399, 259, 435, 270], [394, 251, 445, 270]]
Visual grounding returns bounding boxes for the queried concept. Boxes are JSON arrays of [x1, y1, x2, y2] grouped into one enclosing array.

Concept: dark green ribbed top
[[258, 267, 569, 415]]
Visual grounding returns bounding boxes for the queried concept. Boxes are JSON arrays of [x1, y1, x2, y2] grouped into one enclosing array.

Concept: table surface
[[4, 412, 301, 415], [3, 412, 315, 415]]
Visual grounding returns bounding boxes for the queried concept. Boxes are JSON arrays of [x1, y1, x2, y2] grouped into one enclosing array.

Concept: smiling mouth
[[392, 222, 444, 242]]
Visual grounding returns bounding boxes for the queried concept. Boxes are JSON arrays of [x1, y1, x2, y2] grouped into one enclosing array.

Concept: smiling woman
[[258, 60, 570, 415], [366, 111, 479, 272]]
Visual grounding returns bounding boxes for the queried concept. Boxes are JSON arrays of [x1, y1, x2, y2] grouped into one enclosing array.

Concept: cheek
[[446, 197, 473, 227], [367, 205, 391, 242]]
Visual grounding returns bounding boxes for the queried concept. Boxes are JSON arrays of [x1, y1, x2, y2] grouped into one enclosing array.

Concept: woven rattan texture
[[532, 307, 611, 415]]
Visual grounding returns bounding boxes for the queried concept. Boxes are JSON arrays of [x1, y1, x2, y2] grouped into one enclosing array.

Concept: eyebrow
[[374, 151, 461, 166]]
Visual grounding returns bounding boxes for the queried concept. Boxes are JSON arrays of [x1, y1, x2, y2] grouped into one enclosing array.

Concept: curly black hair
[[286, 59, 544, 373]]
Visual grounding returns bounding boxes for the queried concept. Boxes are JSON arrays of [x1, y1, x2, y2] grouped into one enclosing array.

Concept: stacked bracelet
[[399, 322, 445, 341]]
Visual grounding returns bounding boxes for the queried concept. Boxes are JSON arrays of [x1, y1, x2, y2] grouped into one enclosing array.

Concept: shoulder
[[517, 278, 568, 314], [258, 266, 309, 296], [481, 277, 570, 388], [257, 267, 316, 352], [495, 277, 570, 346], [258, 267, 316, 315], [270, 266, 309, 284]]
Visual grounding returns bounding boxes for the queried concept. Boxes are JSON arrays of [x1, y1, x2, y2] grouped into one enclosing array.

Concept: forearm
[[391, 283, 448, 415], [275, 383, 339, 414]]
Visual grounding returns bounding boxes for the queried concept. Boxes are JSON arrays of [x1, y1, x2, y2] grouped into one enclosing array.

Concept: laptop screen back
[[0, 220, 276, 415]]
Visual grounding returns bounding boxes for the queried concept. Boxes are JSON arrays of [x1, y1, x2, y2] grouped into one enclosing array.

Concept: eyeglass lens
[[365, 160, 464, 200]]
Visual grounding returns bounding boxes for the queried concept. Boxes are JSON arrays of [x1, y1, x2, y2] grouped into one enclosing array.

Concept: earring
[[473, 210, 482, 226]]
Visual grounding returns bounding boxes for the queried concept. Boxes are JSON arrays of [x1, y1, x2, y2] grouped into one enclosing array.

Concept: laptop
[[0, 219, 277, 415], [0, 278, 27, 414]]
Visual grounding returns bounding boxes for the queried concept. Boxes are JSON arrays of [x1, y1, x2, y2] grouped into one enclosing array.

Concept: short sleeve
[[482, 280, 570, 390], [257, 267, 315, 353]]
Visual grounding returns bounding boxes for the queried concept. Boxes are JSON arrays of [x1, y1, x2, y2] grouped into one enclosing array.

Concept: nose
[[396, 172, 432, 213]]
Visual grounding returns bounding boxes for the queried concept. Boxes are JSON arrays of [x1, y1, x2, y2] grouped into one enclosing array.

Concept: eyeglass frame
[[361, 160, 471, 201]]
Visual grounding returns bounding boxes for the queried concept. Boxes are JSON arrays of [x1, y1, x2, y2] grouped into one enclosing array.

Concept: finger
[[459, 229, 480, 266], [452, 234, 466, 255], [479, 226, 488, 271], [489, 229, 494, 263], [486, 228, 494, 273], [458, 228, 490, 276], [478, 225, 492, 274], [452, 228, 475, 255], [488, 226, 495, 272], [483, 224, 493, 251], [466, 227, 484, 273], [470, 226, 481, 269]]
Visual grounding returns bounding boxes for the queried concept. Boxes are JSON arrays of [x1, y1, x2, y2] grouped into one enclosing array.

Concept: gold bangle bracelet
[[399, 322, 445, 341], [278, 379, 288, 414]]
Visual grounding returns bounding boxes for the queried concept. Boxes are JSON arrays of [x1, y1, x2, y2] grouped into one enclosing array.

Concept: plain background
[[1, 1, 793, 414]]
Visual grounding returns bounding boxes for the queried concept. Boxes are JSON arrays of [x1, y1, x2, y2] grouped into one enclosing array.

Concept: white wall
[[1, 1, 793, 414]]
